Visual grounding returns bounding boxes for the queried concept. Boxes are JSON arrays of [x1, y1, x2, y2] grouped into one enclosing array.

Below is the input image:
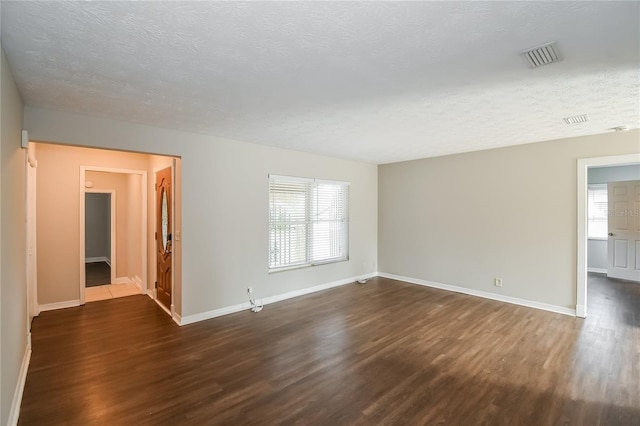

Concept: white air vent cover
[[563, 114, 589, 125], [521, 42, 561, 68]]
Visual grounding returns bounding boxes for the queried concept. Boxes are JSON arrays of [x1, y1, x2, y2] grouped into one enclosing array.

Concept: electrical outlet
[[247, 287, 253, 294], [494, 278, 503, 287]]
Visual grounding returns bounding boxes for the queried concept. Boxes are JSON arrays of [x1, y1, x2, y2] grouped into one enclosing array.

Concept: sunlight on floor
[[85, 283, 141, 302]]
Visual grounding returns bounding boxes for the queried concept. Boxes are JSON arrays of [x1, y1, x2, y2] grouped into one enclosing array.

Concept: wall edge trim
[[7, 338, 32, 426], [378, 272, 576, 317], [38, 300, 81, 312], [178, 273, 377, 326]]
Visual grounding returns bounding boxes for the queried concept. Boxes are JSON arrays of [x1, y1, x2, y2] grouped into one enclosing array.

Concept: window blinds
[[269, 175, 349, 271], [587, 184, 607, 239]]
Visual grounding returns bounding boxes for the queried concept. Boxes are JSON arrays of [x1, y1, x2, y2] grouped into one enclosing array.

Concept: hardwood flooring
[[19, 275, 640, 425]]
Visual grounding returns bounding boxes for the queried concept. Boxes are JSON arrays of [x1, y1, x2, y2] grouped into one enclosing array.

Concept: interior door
[[156, 167, 172, 309], [607, 180, 640, 281]]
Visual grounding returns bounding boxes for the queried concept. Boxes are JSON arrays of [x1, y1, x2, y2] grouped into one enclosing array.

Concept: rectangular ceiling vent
[[521, 42, 561, 68], [563, 114, 589, 125]]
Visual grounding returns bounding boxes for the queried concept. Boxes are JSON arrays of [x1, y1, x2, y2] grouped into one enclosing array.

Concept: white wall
[[587, 240, 607, 272], [588, 164, 640, 184], [1, 44, 28, 426], [378, 130, 640, 312], [25, 107, 378, 319]]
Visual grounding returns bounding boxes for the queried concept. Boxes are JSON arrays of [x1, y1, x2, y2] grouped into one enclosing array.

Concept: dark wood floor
[[19, 274, 640, 425]]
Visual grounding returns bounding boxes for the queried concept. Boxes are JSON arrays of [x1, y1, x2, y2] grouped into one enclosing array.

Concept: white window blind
[[269, 175, 349, 271], [587, 184, 608, 239]]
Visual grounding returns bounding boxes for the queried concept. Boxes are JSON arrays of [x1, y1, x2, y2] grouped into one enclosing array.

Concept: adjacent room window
[[269, 175, 349, 271], [587, 184, 607, 239]]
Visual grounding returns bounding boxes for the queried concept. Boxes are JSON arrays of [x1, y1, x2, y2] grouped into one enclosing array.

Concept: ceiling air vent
[[521, 42, 561, 68], [563, 114, 589, 125]]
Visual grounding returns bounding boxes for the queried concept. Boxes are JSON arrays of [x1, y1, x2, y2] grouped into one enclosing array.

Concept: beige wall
[[379, 130, 640, 311], [1, 45, 27, 425], [127, 173, 143, 282], [25, 107, 379, 318], [35, 143, 150, 305]]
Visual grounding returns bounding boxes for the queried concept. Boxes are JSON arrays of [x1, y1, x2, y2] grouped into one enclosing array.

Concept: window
[[269, 175, 349, 271], [587, 184, 607, 239]]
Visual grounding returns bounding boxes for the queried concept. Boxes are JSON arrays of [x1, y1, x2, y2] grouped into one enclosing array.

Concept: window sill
[[588, 237, 608, 241], [269, 257, 349, 274]]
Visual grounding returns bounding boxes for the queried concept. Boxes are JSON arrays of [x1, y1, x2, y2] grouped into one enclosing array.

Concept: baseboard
[[173, 312, 182, 326], [113, 277, 131, 285], [587, 267, 607, 274], [178, 273, 377, 326], [178, 301, 249, 326], [8, 337, 32, 426], [132, 275, 142, 291], [576, 304, 586, 318], [261, 273, 376, 306], [85, 256, 110, 265], [39, 299, 81, 312], [378, 272, 576, 317], [153, 297, 172, 317]]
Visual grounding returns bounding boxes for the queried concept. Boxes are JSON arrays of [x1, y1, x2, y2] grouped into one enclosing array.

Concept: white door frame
[[26, 144, 38, 323], [79, 166, 148, 304], [577, 152, 640, 318]]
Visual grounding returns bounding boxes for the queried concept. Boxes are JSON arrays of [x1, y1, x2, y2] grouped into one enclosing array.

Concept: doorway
[[84, 191, 115, 288], [79, 166, 148, 305], [577, 153, 640, 318]]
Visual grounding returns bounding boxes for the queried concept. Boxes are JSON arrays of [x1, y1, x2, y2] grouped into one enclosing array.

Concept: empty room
[[1, 2, 639, 425]]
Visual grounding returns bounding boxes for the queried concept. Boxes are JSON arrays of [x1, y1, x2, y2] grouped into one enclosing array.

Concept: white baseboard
[[178, 301, 248, 326], [8, 337, 32, 426], [153, 297, 172, 317], [177, 273, 377, 326], [378, 272, 576, 317], [39, 299, 81, 312], [587, 267, 607, 274], [173, 312, 182, 326], [113, 277, 131, 285], [576, 304, 586, 318], [132, 275, 142, 291], [85, 256, 110, 265]]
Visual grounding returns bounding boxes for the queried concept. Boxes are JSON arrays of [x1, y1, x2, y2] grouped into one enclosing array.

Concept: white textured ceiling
[[1, 1, 639, 164]]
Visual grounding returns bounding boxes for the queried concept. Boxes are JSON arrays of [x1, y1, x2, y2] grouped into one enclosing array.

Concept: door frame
[[577, 152, 640, 318], [26, 143, 38, 324], [79, 166, 148, 304], [152, 162, 176, 318]]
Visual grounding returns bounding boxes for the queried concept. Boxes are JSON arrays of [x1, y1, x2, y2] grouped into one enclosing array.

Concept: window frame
[[268, 174, 350, 273]]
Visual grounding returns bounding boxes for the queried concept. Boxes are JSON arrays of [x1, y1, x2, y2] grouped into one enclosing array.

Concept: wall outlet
[[247, 287, 253, 294], [494, 278, 503, 287]]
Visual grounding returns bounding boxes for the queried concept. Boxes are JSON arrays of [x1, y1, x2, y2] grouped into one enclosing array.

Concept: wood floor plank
[[18, 274, 640, 425]]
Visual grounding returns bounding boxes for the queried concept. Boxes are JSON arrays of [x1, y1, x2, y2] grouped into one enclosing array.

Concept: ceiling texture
[[1, 1, 639, 164]]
